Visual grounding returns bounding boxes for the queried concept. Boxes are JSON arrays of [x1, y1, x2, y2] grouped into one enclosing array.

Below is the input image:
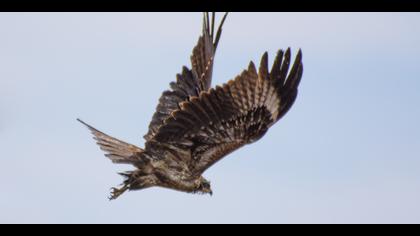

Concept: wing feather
[[149, 49, 303, 174], [144, 13, 228, 142]]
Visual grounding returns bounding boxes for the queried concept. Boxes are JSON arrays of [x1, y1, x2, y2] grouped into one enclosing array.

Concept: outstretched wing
[[144, 13, 228, 142], [151, 49, 303, 175]]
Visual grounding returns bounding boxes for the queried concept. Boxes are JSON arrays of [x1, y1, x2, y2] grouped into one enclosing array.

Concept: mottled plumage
[[78, 12, 303, 200]]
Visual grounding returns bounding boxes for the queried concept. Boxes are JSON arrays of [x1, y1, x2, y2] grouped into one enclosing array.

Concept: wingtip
[[248, 60, 257, 72], [262, 51, 269, 59], [259, 52, 269, 76], [213, 12, 229, 50], [220, 12, 229, 25], [297, 48, 303, 58]]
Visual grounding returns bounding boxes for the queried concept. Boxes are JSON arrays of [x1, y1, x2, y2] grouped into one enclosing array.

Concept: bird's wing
[[151, 49, 303, 175], [144, 13, 228, 142]]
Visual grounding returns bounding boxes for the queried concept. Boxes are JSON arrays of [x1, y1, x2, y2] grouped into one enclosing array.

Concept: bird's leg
[[108, 172, 156, 200], [109, 184, 129, 200]]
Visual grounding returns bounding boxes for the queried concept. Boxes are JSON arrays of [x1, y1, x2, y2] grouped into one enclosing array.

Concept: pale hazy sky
[[1, 12, 420, 223]]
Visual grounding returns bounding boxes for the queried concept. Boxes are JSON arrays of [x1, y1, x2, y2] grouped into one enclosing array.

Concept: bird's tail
[[77, 119, 145, 165]]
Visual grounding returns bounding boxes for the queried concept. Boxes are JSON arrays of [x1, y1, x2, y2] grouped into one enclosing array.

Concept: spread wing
[[144, 13, 228, 142], [151, 49, 303, 175]]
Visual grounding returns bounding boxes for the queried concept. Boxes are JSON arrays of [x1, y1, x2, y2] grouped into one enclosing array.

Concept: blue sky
[[1, 12, 420, 223]]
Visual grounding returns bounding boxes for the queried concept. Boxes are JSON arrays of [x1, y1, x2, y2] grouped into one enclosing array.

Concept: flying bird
[[78, 12, 303, 200]]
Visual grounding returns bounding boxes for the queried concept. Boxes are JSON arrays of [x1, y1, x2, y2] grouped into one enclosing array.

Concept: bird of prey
[[78, 12, 303, 200]]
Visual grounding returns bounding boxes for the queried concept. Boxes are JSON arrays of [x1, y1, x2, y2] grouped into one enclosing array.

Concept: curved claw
[[109, 185, 129, 200]]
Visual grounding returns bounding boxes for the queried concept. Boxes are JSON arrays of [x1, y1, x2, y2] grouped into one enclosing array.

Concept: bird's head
[[195, 177, 213, 196]]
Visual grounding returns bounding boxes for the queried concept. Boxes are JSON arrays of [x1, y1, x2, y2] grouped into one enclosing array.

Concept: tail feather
[[77, 119, 144, 164]]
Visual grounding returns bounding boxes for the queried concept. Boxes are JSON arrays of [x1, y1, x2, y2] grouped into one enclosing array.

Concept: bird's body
[[78, 13, 303, 200]]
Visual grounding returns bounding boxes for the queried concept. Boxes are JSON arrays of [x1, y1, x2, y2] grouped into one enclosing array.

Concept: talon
[[109, 185, 129, 200]]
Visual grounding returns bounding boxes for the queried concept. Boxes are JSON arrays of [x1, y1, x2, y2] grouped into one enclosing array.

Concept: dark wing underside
[[144, 13, 228, 142], [150, 49, 303, 175]]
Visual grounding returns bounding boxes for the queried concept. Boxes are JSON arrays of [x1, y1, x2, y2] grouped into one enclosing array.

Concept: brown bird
[[78, 12, 303, 200]]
